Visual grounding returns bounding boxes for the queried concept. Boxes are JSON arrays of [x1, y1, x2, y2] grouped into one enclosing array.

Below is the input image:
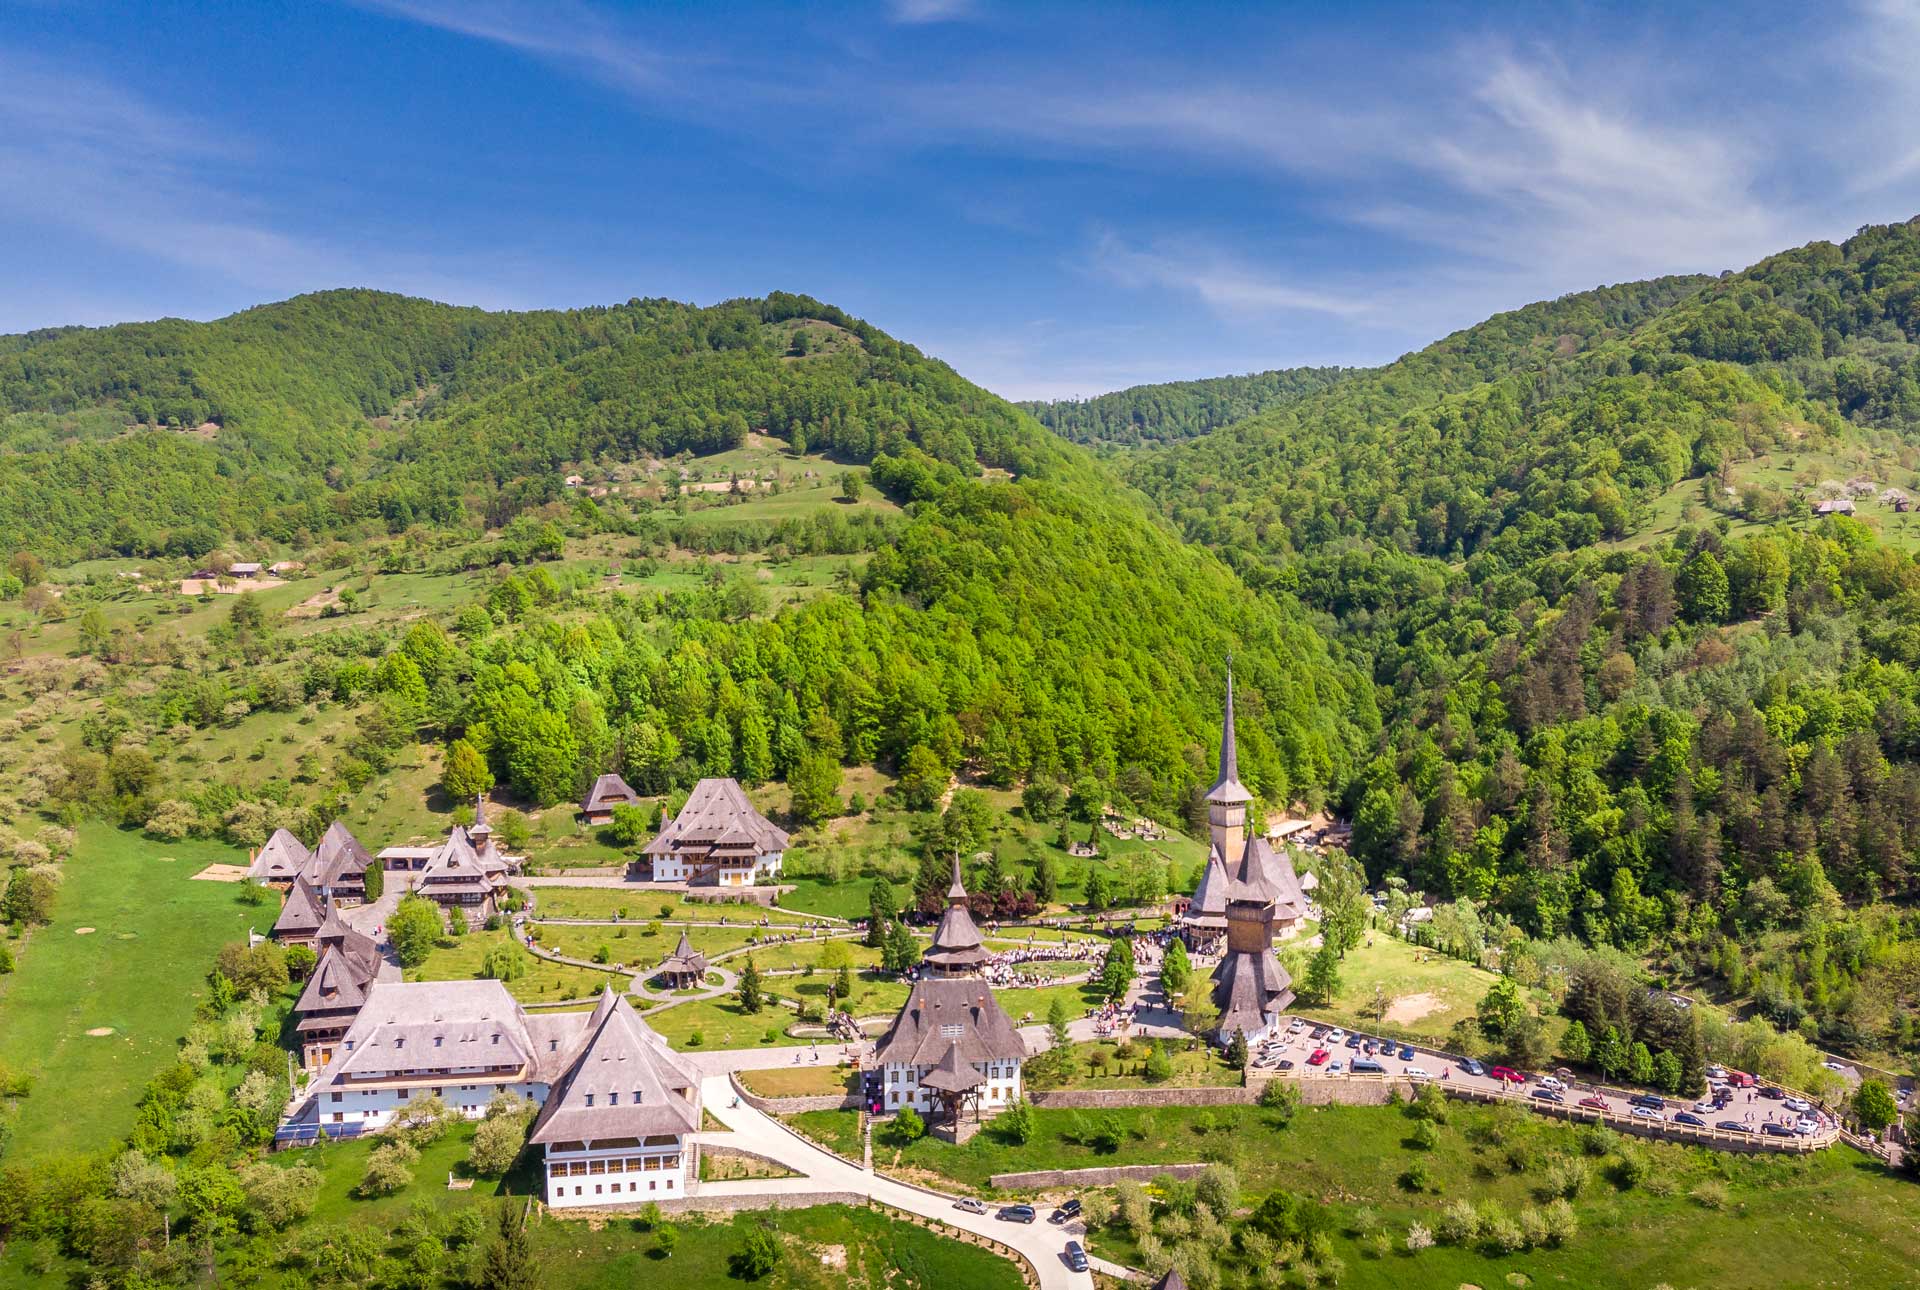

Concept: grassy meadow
[[0, 824, 260, 1158]]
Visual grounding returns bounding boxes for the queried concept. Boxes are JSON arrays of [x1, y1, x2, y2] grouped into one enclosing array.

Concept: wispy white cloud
[[1088, 230, 1372, 320], [352, 0, 676, 93], [887, 0, 976, 24], [0, 50, 520, 322]]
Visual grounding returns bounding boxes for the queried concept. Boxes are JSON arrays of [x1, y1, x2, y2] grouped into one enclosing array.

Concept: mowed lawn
[[1282, 931, 1505, 1042], [0, 824, 260, 1157]]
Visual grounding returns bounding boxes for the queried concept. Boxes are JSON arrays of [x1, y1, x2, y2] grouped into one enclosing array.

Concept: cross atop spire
[[1206, 657, 1253, 805]]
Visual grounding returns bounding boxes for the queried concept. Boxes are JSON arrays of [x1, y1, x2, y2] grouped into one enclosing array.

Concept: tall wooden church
[[1182, 666, 1309, 1045]]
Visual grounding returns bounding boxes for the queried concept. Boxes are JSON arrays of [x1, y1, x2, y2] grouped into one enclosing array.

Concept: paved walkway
[[696, 1073, 1093, 1289]]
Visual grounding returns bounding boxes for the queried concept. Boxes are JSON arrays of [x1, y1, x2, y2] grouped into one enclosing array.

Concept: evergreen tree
[[1226, 1030, 1249, 1070], [866, 880, 897, 947], [1097, 940, 1136, 1002], [479, 1201, 536, 1290], [737, 958, 764, 1014], [1561, 1019, 1591, 1065], [1160, 937, 1192, 999]]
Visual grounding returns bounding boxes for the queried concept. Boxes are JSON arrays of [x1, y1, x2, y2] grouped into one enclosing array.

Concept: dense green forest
[[1017, 365, 1354, 447], [0, 291, 1064, 560], [0, 290, 1369, 838], [1119, 218, 1920, 1060]]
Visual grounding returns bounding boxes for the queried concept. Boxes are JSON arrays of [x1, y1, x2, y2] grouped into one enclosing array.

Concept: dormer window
[[609, 1092, 618, 1105], [434, 1036, 443, 1047], [633, 1090, 643, 1103], [586, 1094, 595, 1107], [393, 1038, 404, 1049]]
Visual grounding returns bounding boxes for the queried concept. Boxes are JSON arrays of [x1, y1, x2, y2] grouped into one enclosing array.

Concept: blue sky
[[4, 1, 1920, 400]]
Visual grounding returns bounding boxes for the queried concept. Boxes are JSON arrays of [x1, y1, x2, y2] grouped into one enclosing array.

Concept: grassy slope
[[0, 824, 258, 1158], [797, 1100, 1920, 1289]]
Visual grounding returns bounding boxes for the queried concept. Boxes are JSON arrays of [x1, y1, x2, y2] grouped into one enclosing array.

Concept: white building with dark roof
[[875, 977, 1026, 1120], [528, 988, 702, 1207], [641, 777, 789, 886], [284, 981, 699, 1206], [290, 897, 399, 1068]]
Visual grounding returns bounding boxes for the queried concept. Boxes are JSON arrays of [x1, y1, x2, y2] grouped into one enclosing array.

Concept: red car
[[1488, 1066, 1525, 1084], [1578, 1095, 1608, 1110], [1307, 1048, 1330, 1066]]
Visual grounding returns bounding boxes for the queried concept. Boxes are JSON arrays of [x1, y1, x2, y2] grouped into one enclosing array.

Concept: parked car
[[1759, 1086, 1785, 1100], [1398, 1045, 1415, 1061], [1783, 1097, 1812, 1114], [1693, 1100, 1718, 1114], [1288, 1017, 1307, 1032], [955, 1198, 988, 1215], [1629, 1094, 1666, 1111], [998, 1205, 1037, 1224], [1489, 1066, 1525, 1084], [1352, 1058, 1386, 1075], [1460, 1058, 1486, 1077], [1531, 1087, 1566, 1104], [1064, 1241, 1089, 1273], [1405, 1066, 1431, 1080], [1674, 1112, 1707, 1127], [1325, 1028, 1347, 1044], [1579, 1096, 1609, 1110], [1276, 1059, 1295, 1071], [1538, 1076, 1566, 1092], [1631, 1106, 1663, 1120], [1728, 1070, 1756, 1088], [1345, 1033, 1363, 1049], [1049, 1199, 1081, 1224], [1716, 1120, 1751, 1133], [1706, 1064, 1727, 1080], [1307, 1048, 1330, 1066], [1762, 1122, 1792, 1137], [1795, 1118, 1819, 1136], [1309, 1025, 1328, 1041], [1327, 1059, 1345, 1073], [1361, 1039, 1378, 1055], [1822, 1060, 1848, 1073]]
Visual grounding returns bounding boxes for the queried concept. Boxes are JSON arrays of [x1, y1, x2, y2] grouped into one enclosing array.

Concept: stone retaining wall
[[733, 1090, 864, 1121], [1029, 1076, 1412, 1110], [989, 1163, 1210, 1189], [551, 1189, 870, 1217]]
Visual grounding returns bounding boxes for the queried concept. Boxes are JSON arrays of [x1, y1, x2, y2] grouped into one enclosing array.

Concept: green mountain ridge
[[1017, 365, 1357, 448], [0, 287, 1370, 822]]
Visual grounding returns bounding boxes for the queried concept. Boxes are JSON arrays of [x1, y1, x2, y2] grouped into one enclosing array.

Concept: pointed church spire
[[1206, 656, 1253, 805], [1220, 656, 1240, 786], [947, 851, 968, 902]]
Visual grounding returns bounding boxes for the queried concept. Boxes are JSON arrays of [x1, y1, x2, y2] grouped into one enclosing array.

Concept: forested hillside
[[0, 290, 1370, 834], [1018, 365, 1353, 448], [1132, 218, 1920, 1062], [0, 291, 1065, 560]]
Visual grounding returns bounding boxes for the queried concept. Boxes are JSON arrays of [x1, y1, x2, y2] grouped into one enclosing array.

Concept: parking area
[[1253, 1014, 1839, 1147]]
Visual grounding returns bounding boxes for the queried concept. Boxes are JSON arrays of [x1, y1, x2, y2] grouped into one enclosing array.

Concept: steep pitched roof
[[876, 978, 1026, 1069], [528, 988, 702, 1144], [1205, 664, 1253, 806], [294, 930, 385, 1020], [1152, 1271, 1190, 1290], [924, 853, 990, 971], [659, 930, 708, 976], [1184, 849, 1230, 928], [322, 980, 545, 1080], [581, 772, 641, 814], [641, 777, 789, 855], [1210, 940, 1293, 1040], [272, 875, 325, 938], [248, 828, 311, 882], [420, 826, 492, 892], [918, 1040, 987, 1093], [306, 820, 374, 888], [1224, 835, 1308, 919], [469, 794, 492, 837]]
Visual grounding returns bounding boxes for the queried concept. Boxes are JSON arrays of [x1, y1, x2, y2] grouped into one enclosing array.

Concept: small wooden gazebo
[[656, 930, 709, 988]]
